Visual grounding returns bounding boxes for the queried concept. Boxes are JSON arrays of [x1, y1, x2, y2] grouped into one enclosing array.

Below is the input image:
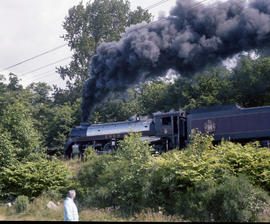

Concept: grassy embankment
[[0, 159, 186, 222]]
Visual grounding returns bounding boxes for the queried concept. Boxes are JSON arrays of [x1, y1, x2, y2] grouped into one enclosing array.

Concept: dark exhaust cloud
[[81, 0, 270, 122]]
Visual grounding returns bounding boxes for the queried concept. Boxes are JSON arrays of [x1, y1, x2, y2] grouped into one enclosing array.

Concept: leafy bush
[[0, 154, 71, 199], [0, 128, 15, 170], [0, 101, 40, 157], [175, 174, 269, 222], [145, 132, 270, 215], [207, 174, 268, 222], [215, 141, 270, 190], [77, 131, 270, 221], [14, 195, 29, 213], [78, 132, 153, 214]]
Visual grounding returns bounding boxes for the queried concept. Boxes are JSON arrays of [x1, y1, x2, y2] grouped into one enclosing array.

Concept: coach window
[[162, 117, 171, 125]]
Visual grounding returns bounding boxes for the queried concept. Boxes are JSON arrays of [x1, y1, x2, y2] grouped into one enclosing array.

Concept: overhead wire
[[1, 0, 171, 75], [26, 0, 178, 83], [33, 73, 60, 82], [31, 69, 57, 81], [126, 0, 210, 35], [24, 0, 211, 84], [21, 57, 70, 77], [144, 0, 171, 10], [1, 43, 67, 72]]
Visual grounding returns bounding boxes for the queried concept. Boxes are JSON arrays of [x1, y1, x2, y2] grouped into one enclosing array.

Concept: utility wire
[[32, 73, 59, 82], [21, 57, 70, 77], [126, 0, 210, 35], [28, 0, 210, 84], [31, 69, 57, 81], [144, 0, 171, 10], [1, 43, 67, 72], [26, 0, 177, 82], [1, 0, 170, 74]]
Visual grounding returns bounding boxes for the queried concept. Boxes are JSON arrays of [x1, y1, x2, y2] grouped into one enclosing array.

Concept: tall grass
[[0, 194, 186, 222]]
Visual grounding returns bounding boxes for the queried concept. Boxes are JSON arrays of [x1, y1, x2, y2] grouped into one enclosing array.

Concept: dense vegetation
[[1, 0, 270, 222], [77, 133, 270, 222]]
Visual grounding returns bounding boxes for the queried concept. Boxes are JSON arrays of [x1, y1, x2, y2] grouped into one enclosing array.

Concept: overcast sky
[[0, 0, 224, 89]]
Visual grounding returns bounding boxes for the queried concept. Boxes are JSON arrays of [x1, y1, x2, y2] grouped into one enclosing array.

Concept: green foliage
[[215, 141, 270, 190], [205, 174, 268, 222], [0, 155, 70, 200], [26, 82, 54, 142], [232, 56, 270, 107], [90, 98, 136, 123], [175, 175, 269, 222], [0, 127, 15, 170], [146, 132, 270, 213], [83, 146, 96, 162], [58, 0, 152, 99], [7, 73, 23, 92], [76, 131, 270, 220], [78, 133, 153, 213], [136, 81, 172, 115], [180, 68, 233, 110], [14, 195, 29, 213], [46, 103, 75, 153], [0, 100, 40, 159]]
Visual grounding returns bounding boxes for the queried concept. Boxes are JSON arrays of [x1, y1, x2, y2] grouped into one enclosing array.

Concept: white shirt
[[64, 197, 79, 221]]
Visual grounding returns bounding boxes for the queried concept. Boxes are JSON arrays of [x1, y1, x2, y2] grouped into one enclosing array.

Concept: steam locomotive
[[64, 104, 270, 157]]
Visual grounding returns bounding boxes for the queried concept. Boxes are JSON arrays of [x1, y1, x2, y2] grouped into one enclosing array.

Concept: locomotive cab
[[153, 110, 187, 151]]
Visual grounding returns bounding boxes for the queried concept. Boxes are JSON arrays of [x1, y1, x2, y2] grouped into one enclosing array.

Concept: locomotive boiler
[[64, 104, 270, 157]]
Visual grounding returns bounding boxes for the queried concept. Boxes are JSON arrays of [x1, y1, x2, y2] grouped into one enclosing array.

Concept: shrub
[[207, 174, 269, 222], [174, 174, 269, 222], [77, 132, 153, 214], [77, 131, 270, 220], [145, 132, 270, 215], [215, 141, 270, 190], [0, 128, 15, 170], [0, 155, 71, 199], [14, 195, 29, 213]]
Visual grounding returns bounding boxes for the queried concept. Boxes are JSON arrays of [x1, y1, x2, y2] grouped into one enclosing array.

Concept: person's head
[[67, 190, 76, 200]]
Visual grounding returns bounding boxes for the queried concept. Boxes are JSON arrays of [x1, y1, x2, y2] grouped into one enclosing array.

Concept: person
[[64, 190, 79, 221]]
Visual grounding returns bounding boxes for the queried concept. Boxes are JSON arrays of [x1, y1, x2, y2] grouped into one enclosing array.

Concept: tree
[[179, 68, 234, 110], [25, 82, 54, 142], [89, 91, 139, 123], [7, 73, 23, 92], [57, 0, 152, 101], [0, 127, 15, 170], [136, 81, 172, 115], [0, 100, 40, 159], [26, 82, 52, 106], [46, 103, 76, 153], [0, 74, 6, 94], [231, 56, 270, 107]]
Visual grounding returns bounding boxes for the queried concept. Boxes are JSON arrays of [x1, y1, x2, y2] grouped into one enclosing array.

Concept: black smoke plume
[[81, 0, 270, 122]]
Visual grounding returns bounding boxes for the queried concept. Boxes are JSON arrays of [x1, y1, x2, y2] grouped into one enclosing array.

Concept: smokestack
[[81, 0, 270, 122]]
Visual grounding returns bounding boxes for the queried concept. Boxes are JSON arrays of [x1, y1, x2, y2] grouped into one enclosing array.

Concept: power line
[[25, 0, 177, 82], [1, 43, 67, 72], [33, 73, 59, 82], [21, 57, 71, 77], [126, 0, 210, 35], [1, 0, 169, 74], [144, 0, 171, 10], [31, 69, 57, 81], [28, 0, 210, 84]]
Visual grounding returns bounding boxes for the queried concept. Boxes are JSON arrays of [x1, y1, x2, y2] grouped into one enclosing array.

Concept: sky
[[0, 0, 224, 89]]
